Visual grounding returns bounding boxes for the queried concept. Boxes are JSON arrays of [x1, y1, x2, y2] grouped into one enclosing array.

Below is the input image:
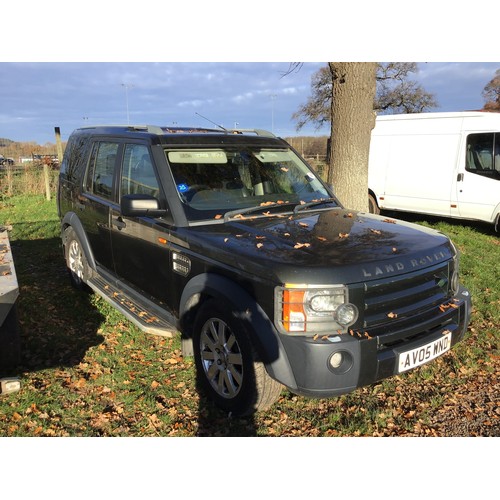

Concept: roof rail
[[227, 128, 276, 138], [78, 124, 165, 135], [77, 125, 277, 138]]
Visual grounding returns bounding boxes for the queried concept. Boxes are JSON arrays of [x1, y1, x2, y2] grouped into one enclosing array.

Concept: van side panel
[[382, 133, 459, 216], [368, 112, 500, 226]]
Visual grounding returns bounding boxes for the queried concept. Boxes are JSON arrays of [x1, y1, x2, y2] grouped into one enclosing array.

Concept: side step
[[88, 274, 178, 338]]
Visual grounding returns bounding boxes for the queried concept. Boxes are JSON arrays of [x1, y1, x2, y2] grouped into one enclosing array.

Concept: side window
[[85, 142, 120, 198], [465, 133, 500, 180], [121, 144, 160, 198]]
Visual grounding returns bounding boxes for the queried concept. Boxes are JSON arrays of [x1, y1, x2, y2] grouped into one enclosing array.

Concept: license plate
[[398, 332, 452, 373]]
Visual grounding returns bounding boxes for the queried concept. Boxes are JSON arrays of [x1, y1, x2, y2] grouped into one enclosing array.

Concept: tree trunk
[[328, 62, 377, 212]]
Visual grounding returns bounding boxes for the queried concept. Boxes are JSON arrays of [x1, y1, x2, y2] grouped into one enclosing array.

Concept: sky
[[1, 61, 499, 145], [2, 2, 499, 146]]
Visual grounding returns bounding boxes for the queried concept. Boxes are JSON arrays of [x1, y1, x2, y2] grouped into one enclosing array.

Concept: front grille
[[362, 261, 453, 341]]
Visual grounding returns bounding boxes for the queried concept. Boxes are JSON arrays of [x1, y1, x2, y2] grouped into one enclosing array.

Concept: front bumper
[[277, 285, 472, 398]]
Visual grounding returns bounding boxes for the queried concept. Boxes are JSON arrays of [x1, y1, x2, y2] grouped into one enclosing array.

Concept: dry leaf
[[339, 232, 349, 239], [256, 242, 264, 249], [214, 214, 222, 219], [387, 312, 398, 319], [299, 222, 309, 227]]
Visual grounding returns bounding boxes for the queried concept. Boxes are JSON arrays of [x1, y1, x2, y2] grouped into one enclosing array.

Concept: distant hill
[[0, 138, 15, 147]]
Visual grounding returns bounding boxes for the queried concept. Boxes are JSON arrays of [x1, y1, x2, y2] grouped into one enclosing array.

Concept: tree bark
[[328, 62, 377, 212]]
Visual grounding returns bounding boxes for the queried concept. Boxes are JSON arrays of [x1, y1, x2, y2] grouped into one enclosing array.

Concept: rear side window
[[466, 133, 500, 180], [85, 142, 120, 198]]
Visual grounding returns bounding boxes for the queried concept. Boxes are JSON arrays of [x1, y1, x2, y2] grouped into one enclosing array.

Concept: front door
[[110, 143, 173, 303], [457, 132, 500, 223]]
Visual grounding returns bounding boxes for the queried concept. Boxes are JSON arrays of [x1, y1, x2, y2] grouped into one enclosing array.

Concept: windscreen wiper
[[224, 201, 298, 222], [293, 198, 338, 214]]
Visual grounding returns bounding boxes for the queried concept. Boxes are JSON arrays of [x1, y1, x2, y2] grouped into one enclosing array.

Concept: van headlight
[[275, 284, 359, 335]]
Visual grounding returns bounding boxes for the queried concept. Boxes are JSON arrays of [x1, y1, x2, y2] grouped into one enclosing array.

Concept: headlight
[[275, 284, 359, 335], [448, 240, 460, 296]]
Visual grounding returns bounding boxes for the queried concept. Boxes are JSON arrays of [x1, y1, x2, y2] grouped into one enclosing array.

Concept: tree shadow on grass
[[7, 235, 105, 375]]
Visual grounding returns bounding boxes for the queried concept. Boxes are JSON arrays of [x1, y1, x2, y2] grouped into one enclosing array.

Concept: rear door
[[79, 140, 121, 271]]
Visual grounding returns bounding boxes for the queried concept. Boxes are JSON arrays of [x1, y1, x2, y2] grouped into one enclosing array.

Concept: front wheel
[[368, 193, 380, 215], [193, 299, 282, 416]]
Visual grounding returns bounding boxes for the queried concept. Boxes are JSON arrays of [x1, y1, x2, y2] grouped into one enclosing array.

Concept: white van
[[368, 112, 500, 231]]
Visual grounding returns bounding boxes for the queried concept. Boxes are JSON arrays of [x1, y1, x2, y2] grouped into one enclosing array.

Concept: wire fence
[[0, 164, 59, 200]]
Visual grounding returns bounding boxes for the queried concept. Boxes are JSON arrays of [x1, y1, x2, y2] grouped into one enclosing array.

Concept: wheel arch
[[61, 212, 97, 271], [179, 273, 297, 390]]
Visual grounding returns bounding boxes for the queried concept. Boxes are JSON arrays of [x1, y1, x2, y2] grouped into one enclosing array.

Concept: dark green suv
[[57, 125, 472, 415]]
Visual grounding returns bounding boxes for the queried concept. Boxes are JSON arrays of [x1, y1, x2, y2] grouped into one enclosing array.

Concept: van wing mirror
[[121, 194, 167, 218]]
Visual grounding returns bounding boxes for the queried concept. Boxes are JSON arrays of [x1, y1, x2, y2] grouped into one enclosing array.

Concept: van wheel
[[368, 194, 380, 215], [193, 299, 282, 416], [64, 227, 91, 290]]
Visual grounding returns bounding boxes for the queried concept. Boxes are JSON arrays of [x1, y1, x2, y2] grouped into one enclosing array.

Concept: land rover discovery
[[57, 125, 472, 416]]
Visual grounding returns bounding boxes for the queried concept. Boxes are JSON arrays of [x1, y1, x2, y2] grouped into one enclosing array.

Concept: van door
[[456, 133, 500, 223], [382, 133, 457, 217]]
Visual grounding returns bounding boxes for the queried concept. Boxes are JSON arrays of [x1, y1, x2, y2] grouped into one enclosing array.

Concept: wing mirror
[[120, 194, 167, 218]]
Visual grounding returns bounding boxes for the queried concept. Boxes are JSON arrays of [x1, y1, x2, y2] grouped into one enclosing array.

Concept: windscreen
[[165, 147, 332, 221]]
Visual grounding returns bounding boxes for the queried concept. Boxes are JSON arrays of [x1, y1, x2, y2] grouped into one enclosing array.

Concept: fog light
[[330, 351, 343, 369], [328, 350, 354, 374]]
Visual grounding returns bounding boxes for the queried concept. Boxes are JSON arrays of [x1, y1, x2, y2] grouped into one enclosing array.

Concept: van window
[[121, 144, 160, 198], [85, 142, 120, 198], [465, 133, 500, 180]]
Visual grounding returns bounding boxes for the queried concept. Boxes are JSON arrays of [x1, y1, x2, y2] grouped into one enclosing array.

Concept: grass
[[0, 195, 498, 437]]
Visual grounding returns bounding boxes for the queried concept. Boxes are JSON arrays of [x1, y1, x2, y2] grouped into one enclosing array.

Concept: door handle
[[457, 173, 464, 182], [112, 217, 126, 230]]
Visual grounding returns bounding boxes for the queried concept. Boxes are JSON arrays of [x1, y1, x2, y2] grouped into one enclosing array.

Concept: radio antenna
[[195, 112, 227, 131]]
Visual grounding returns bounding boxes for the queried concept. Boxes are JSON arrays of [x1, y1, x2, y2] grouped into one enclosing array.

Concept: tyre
[[64, 227, 91, 290], [193, 299, 282, 416], [368, 193, 380, 215]]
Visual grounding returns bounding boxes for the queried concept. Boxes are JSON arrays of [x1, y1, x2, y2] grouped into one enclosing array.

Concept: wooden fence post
[[55, 127, 63, 164], [43, 163, 51, 201]]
